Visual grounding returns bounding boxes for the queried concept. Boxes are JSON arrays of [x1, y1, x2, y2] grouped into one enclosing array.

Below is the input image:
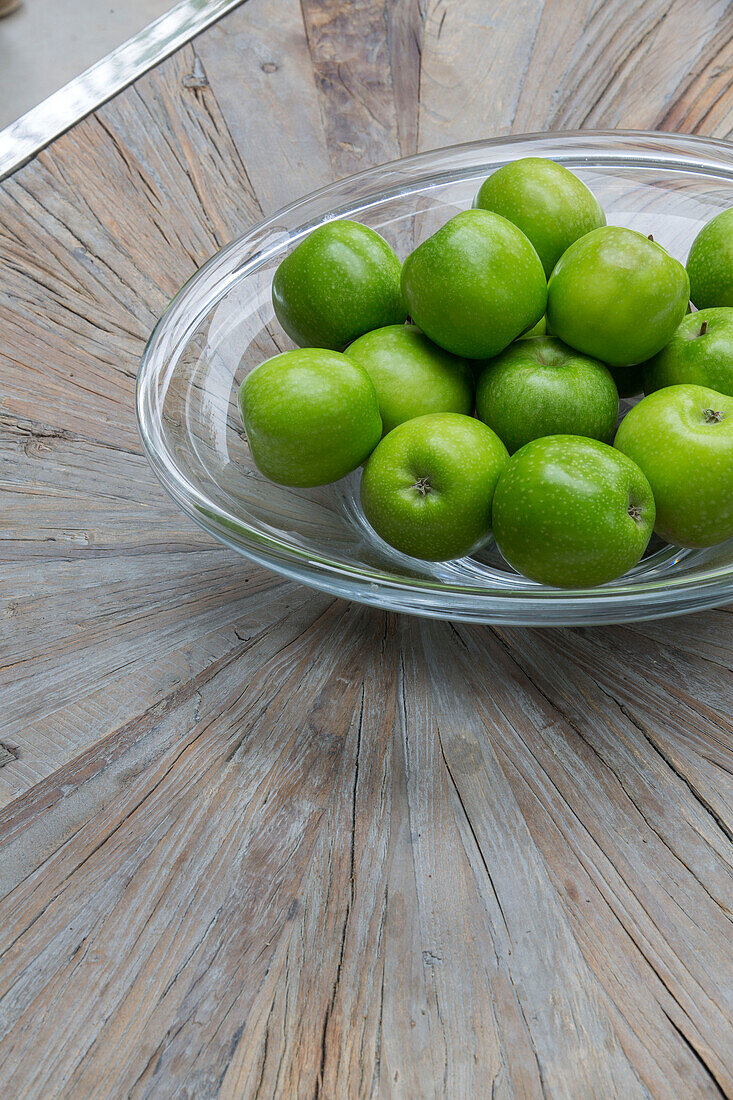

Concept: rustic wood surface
[[1, 0, 733, 1096]]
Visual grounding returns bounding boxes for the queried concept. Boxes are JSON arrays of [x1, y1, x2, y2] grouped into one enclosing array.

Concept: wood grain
[[1, 0, 732, 1094], [196, 0, 333, 213]]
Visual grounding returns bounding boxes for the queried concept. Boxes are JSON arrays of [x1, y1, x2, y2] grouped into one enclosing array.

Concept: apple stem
[[699, 320, 708, 336], [703, 408, 724, 424], [647, 234, 654, 242], [411, 476, 432, 496]]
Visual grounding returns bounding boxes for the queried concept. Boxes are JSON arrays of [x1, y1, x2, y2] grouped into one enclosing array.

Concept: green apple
[[474, 157, 606, 278], [272, 220, 406, 350], [614, 384, 733, 547], [546, 226, 689, 366], [360, 413, 508, 560], [520, 315, 546, 339], [239, 348, 381, 486], [609, 363, 645, 398], [492, 436, 655, 587], [477, 313, 544, 385], [643, 308, 733, 396], [401, 209, 546, 359], [344, 324, 474, 435], [476, 336, 618, 453], [686, 208, 733, 308]]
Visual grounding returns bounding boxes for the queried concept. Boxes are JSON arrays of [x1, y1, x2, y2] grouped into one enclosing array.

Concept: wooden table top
[[1, 1, 733, 1096]]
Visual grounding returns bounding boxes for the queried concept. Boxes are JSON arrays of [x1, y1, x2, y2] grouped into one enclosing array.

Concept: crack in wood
[[613, 697, 733, 850], [0, 744, 18, 768], [661, 1007, 727, 1099], [314, 685, 365, 1098]]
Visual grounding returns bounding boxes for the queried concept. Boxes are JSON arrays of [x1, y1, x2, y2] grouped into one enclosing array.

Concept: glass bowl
[[137, 130, 733, 625]]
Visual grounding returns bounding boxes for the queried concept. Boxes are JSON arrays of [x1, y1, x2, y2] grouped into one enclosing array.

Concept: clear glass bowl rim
[[137, 129, 733, 625]]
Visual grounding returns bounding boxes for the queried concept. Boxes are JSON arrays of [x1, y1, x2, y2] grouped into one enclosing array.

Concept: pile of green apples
[[239, 158, 733, 588]]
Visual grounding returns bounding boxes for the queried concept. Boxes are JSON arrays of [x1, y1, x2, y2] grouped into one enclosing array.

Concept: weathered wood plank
[[658, 29, 733, 137], [219, 613, 401, 1099], [385, 0, 425, 158], [624, 609, 733, 671], [0, 602, 356, 1094], [415, 622, 651, 1098], [196, 0, 333, 212], [564, 0, 733, 133], [300, 0, 403, 179], [475, 624, 733, 1095], [417, 0, 545, 150], [519, 624, 733, 841], [418, 0, 733, 144], [0, 41, 258, 452]]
